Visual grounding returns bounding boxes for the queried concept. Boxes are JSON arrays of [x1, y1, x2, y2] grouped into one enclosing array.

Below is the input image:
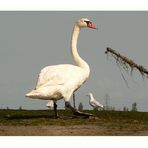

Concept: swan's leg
[[53, 102, 59, 118], [73, 93, 76, 109]]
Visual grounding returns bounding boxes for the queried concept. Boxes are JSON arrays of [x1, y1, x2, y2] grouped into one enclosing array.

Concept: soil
[[0, 125, 148, 136]]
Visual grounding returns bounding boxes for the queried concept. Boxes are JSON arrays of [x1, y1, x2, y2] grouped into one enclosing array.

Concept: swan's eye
[[84, 20, 92, 24], [84, 21, 93, 27], [84, 21, 96, 29]]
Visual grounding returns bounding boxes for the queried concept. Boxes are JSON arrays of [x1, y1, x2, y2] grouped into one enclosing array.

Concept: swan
[[26, 18, 97, 118], [86, 92, 104, 109]]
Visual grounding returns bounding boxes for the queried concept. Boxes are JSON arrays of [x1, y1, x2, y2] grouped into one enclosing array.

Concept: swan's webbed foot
[[74, 110, 94, 117], [54, 115, 60, 119], [65, 101, 94, 117]]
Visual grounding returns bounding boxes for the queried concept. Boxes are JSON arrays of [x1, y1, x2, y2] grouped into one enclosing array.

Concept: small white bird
[[46, 100, 54, 109], [86, 92, 104, 109]]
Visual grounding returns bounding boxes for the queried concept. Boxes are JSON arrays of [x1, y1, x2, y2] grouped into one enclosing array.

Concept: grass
[[1, 109, 148, 135], [1, 109, 148, 126]]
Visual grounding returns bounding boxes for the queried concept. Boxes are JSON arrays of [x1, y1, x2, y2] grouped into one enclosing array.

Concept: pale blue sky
[[0, 11, 148, 111]]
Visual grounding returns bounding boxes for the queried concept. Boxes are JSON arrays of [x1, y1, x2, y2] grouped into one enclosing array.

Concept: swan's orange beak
[[87, 22, 97, 29]]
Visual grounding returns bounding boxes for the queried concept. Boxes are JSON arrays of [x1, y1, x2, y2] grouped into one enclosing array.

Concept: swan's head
[[76, 18, 97, 29]]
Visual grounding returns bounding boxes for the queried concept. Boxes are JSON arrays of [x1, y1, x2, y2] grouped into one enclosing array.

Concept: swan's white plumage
[[87, 93, 104, 109], [25, 18, 96, 107], [26, 64, 89, 101], [36, 64, 88, 89]]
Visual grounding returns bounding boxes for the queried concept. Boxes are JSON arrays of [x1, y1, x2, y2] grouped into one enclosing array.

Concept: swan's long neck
[[71, 24, 90, 74]]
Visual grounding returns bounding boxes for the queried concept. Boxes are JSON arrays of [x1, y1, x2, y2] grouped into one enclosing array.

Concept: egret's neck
[[71, 24, 90, 74], [89, 93, 94, 100]]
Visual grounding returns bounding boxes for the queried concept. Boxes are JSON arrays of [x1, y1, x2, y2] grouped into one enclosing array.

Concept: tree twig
[[105, 47, 148, 78]]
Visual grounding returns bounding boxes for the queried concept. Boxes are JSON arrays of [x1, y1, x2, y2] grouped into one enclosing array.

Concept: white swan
[[26, 18, 97, 118], [86, 92, 104, 109]]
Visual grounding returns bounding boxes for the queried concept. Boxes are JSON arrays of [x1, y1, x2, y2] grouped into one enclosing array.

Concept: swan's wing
[[35, 65, 66, 89], [35, 64, 83, 89]]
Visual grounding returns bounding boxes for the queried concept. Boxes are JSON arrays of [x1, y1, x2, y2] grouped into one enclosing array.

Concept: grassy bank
[[0, 109, 148, 126]]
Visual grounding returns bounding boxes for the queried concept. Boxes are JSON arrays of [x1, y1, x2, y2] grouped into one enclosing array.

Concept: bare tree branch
[[105, 47, 148, 78]]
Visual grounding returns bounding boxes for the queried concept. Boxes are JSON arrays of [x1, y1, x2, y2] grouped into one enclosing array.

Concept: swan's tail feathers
[[25, 90, 40, 99]]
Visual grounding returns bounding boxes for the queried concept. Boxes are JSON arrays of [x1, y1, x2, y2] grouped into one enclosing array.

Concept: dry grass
[[0, 109, 148, 135]]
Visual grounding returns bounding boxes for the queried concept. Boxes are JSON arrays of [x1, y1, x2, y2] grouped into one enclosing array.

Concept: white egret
[[86, 92, 104, 109], [46, 100, 54, 109]]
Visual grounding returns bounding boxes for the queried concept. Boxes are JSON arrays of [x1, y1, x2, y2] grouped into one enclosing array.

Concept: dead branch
[[105, 47, 148, 78]]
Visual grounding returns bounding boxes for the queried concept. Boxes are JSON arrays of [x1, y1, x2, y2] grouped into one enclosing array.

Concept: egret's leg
[[54, 102, 59, 118]]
